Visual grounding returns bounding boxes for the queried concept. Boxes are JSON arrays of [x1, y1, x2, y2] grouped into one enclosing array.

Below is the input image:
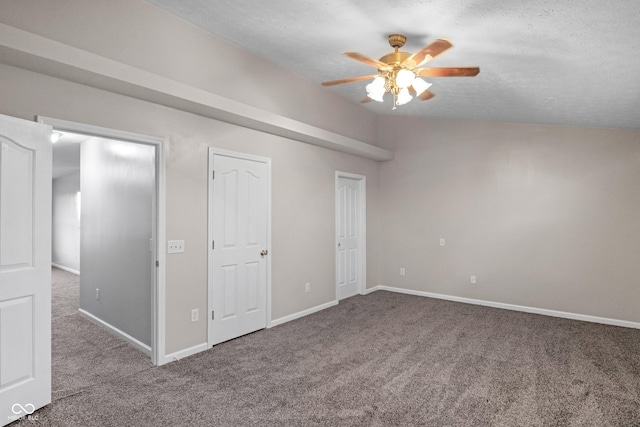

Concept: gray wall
[[79, 137, 155, 346], [52, 171, 80, 272], [0, 0, 382, 354], [377, 116, 640, 323], [0, 0, 379, 146], [2, 0, 638, 359]]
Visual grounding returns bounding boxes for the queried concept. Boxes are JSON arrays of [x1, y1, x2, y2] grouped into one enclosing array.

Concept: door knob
[[338, 243, 341, 247], [260, 250, 268, 256]]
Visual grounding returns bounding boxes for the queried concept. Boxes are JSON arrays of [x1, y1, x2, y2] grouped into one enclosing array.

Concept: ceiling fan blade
[[344, 52, 392, 70], [418, 67, 480, 77], [405, 39, 452, 67], [360, 96, 373, 103], [408, 86, 435, 101], [321, 74, 378, 86], [418, 89, 435, 101]]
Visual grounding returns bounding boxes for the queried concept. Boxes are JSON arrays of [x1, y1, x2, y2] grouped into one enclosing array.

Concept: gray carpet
[[49, 268, 154, 402], [15, 270, 640, 426]]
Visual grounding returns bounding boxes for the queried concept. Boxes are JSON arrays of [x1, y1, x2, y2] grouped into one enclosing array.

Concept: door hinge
[[212, 240, 215, 250], [212, 310, 215, 320], [156, 260, 159, 267], [212, 170, 215, 180]]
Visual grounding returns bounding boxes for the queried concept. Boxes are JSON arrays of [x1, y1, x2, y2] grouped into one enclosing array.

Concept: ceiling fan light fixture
[[411, 77, 432, 96], [395, 69, 415, 88], [322, 34, 479, 110], [396, 87, 412, 106], [366, 77, 386, 102], [366, 91, 385, 102]]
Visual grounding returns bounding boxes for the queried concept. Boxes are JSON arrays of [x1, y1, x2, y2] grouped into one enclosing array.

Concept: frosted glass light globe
[[395, 69, 415, 88]]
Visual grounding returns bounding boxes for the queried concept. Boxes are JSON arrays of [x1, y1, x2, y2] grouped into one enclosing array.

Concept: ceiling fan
[[322, 34, 479, 109]]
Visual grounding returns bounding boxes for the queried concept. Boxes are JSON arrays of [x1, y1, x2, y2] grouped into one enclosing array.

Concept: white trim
[[270, 300, 339, 328], [36, 117, 163, 145], [163, 342, 208, 364], [0, 23, 393, 162], [207, 148, 272, 345], [79, 309, 152, 355], [51, 263, 79, 275], [335, 172, 367, 301], [155, 138, 167, 366], [362, 285, 380, 295], [38, 116, 166, 365], [374, 286, 640, 330]]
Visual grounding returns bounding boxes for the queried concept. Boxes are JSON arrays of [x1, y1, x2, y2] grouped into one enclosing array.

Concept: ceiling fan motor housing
[[388, 34, 407, 49], [380, 34, 412, 69]]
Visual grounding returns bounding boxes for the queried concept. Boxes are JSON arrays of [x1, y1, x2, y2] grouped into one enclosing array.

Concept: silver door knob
[[260, 250, 269, 256], [338, 243, 341, 247]]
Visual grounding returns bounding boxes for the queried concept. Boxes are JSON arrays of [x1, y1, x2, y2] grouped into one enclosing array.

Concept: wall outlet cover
[[168, 239, 185, 254]]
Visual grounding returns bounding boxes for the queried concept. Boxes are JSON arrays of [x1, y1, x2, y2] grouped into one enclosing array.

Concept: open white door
[[0, 115, 52, 425], [209, 150, 270, 346]]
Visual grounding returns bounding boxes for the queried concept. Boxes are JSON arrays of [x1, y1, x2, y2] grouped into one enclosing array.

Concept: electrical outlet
[[191, 308, 199, 322], [470, 275, 477, 284], [96, 288, 100, 300], [440, 238, 445, 247], [400, 268, 405, 276], [168, 240, 185, 254], [305, 283, 310, 293]]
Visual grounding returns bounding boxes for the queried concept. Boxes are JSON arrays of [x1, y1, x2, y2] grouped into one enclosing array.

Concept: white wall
[[79, 137, 155, 346], [377, 116, 640, 323], [52, 171, 80, 273]]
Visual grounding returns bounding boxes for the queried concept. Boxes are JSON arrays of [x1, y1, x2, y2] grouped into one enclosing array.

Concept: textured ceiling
[[145, 0, 640, 129]]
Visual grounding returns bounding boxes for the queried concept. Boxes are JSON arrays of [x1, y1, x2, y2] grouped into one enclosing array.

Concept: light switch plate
[[168, 240, 185, 254]]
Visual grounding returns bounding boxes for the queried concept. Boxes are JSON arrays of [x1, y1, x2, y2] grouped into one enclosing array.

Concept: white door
[[209, 152, 269, 345], [336, 176, 362, 300], [0, 115, 51, 425]]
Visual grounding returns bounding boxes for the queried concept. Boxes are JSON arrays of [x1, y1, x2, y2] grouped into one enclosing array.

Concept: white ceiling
[[145, 0, 640, 129]]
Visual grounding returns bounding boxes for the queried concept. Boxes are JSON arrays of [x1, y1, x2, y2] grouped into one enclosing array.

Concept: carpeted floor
[[15, 269, 640, 426], [49, 268, 154, 403]]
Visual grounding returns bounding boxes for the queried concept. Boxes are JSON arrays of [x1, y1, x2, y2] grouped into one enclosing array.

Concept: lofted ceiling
[[145, 0, 640, 130]]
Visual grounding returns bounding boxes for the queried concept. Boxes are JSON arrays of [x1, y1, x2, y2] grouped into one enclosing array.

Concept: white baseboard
[[78, 308, 152, 355], [363, 285, 380, 295], [163, 342, 208, 364], [52, 263, 79, 275], [269, 299, 339, 328], [374, 285, 640, 330]]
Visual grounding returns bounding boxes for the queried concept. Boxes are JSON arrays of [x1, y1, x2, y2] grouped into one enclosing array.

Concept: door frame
[[335, 171, 367, 300], [207, 148, 272, 347], [37, 117, 166, 366]]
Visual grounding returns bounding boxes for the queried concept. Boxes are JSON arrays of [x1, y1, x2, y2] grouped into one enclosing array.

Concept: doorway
[[39, 117, 165, 365], [335, 172, 366, 300], [208, 148, 271, 346]]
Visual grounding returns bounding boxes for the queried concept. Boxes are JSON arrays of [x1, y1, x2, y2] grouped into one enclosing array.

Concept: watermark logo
[[12, 403, 36, 415], [8, 403, 38, 422]]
